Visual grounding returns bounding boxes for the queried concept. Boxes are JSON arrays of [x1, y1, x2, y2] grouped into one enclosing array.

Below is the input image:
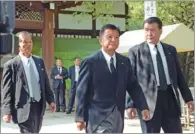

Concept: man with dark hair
[[1, 31, 56, 133], [126, 17, 194, 133], [51, 58, 69, 112], [67, 57, 81, 114], [75, 24, 150, 133]]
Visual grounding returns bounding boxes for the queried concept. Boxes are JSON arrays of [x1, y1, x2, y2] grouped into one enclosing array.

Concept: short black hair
[[56, 58, 62, 61], [74, 57, 80, 61], [99, 24, 120, 37], [144, 17, 163, 29]]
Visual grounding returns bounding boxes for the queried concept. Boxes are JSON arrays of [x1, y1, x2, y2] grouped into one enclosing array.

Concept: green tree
[[125, 1, 194, 30]]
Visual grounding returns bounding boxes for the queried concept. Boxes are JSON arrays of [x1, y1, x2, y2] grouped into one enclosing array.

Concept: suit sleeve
[[62, 67, 69, 80], [50, 67, 55, 80], [172, 47, 193, 102], [68, 67, 72, 79], [75, 59, 91, 122], [42, 60, 54, 104], [1, 62, 14, 116], [125, 48, 137, 108]]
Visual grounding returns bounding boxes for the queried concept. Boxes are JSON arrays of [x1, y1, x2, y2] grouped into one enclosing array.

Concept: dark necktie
[[155, 45, 167, 90], [58, 67, 61, 73], [110, 57, 117, 76]]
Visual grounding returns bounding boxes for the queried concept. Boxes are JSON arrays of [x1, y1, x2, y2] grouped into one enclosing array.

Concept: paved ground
[[1, 111, 194, 133]]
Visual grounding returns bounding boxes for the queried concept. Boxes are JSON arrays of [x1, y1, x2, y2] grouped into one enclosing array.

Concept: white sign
[[144, 0, 156, 20]]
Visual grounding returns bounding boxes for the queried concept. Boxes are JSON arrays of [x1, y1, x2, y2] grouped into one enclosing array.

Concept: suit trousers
[[54, 82, 66, 109], [68, 81, 77, 112], [92, 106, 123, 133], [18, 101, 43, 133], [138, 86, 182, 133]]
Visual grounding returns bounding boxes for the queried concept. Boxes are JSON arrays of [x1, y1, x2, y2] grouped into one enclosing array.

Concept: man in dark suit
[[67, 57, 80, 114], [126, 17, 194, 133], [1, 31, 56, 133], [51, 59, 69, 112], [75, 24, 150, 133]]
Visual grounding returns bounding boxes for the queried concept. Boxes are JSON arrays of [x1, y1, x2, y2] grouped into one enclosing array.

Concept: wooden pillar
[[42, 8, 54, 75], [125, 3, 129, 31], [91, 2, 96, 38]]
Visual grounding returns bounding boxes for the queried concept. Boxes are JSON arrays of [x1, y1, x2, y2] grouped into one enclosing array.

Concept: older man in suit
[[67, 57, 80, 114], [126, 17, 194, 133], [1, 31, 56, 133], [75, 24, 150, 133], [51, 59, 69, 112]]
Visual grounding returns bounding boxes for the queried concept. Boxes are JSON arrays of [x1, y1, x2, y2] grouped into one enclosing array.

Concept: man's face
[[144, 23, 162, 45], [56, 59, 62, 67], [99, 29, 119, 52], [74, 58, 80, 66], [19, 34, 33, 56]]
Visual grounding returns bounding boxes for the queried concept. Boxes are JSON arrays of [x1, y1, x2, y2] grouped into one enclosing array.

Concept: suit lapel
[[141, 42, 155, 75], [15, 56, 29, 92], [99, 51, 111, 74], [115, 53, 126, 95], [32, 56, 43, 92], [161, 42, 173, 79]]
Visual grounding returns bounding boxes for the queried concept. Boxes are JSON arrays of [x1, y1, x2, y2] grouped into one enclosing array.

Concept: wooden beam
[[42, 9, 54, 75], [15, 19, 43, 30], [59, 10, 127, 18]]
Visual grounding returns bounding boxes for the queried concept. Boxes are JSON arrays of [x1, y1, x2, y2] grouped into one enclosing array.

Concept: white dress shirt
[[148, 42, 171, 86], [101, 48, 116, 72], [75, 65, 80, 82], [19, 52, 40, 98]]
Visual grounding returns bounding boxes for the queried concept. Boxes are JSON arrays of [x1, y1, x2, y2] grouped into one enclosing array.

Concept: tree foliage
[[72, 1, 194, 30], [126, 0, 194, 30]]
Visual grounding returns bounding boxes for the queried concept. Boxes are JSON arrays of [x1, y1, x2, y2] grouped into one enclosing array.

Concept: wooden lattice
[[15, 3, 43, 21]]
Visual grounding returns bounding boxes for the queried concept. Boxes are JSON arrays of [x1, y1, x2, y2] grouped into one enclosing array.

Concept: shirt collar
[[148, 41, 161, 50], [19, 52, 33, 64], [101, 48, 116, 63]]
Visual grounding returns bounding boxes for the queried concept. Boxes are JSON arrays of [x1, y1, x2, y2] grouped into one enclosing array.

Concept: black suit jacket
[[75, 51, 148, 131], [50, 66, 68, 89], [1, 55, 55, 123], [127, 42, 193, 118]]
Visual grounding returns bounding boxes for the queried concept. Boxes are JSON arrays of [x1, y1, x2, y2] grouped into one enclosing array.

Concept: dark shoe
[[56, 108, 60, 112], [66, 111, 71, 114], [62, 108, 66, 112]]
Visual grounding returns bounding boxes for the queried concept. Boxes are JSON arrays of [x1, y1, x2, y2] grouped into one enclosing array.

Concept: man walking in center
[[75, 24, 150, 133]]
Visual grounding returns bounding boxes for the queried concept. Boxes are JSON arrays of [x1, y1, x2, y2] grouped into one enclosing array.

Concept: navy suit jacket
[[127, 42, 193, 118], [50, 66, 69, 89], [69, 65, 76, 89], [75, 51, 148, 131], [1, 55, 54, 123]]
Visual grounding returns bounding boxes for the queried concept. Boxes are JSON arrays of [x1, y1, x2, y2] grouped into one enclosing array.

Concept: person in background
[[1, 31, 56, 133], [51, 58, 69, 112], [67, 57, 81, 114]]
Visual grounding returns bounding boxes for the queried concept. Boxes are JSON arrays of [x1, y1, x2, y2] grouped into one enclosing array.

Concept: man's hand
[[50, 102, 56, 112], [3, 115, 12, 123], [126, 108, 137, 119], [186, 101, 194, 113], [56, 75, 63, 80], [141, 109, 150, 121], [76, 121, 86, 131]]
